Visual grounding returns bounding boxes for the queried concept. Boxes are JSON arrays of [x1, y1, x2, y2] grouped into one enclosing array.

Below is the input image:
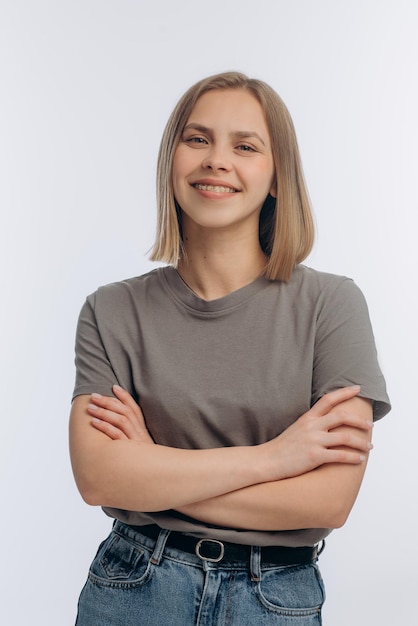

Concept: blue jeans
[[76, 521, 326, 625]]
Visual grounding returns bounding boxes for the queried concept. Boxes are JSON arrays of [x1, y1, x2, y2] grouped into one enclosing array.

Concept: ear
[[269, 180, 277, 198]]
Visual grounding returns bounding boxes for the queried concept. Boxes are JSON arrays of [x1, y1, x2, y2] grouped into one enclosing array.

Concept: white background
[[1, 1, 416, 624]]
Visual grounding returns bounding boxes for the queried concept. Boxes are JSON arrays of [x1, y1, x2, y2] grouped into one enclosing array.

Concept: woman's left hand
[[87, 385, 154, 444]]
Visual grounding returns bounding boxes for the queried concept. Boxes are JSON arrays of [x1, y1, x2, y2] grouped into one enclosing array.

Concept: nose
[[201, 145, 231, 171]]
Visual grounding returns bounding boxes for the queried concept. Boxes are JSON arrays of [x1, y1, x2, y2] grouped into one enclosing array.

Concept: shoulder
[[85, 267, 168, 309], [292, 264, 351, 290], [286, 264, 364, 303], [277, 266, 371, 324]]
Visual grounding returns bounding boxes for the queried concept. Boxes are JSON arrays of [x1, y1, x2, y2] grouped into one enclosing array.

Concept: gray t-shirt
[[73, 264, 390, 546]]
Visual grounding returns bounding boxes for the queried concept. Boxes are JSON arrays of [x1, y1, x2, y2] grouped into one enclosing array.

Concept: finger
[[324, 431, 373, 453], [322, 448, 368, 465], [112, 385, 140, 412], [112, 385, 148, 429], [91, 417, 127, 440], [90, 392, 129, 415], [87, 403, 139, 439], [89, 392, 144, 433], [309, 386, 361, 417], [321, 410, 373, 432]]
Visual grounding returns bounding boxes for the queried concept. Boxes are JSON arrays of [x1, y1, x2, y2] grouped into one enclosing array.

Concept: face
[[172, 89, 276, 238]]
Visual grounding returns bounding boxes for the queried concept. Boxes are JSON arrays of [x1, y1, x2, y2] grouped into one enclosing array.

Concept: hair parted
[[150, 71, 314, 281]]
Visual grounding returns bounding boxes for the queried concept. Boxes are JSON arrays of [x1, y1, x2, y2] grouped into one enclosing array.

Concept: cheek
[[171, 150, 182, 182], [172, 145, 197, 176], [171, 154, 185, 199], [249, 164, 276, 194]]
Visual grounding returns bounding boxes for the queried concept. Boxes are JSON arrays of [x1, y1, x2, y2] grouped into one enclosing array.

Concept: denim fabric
[[75, 521, 326, 625]]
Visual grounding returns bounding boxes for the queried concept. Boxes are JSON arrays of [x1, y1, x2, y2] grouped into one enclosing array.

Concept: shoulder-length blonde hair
[[150, 71, 314, 281]]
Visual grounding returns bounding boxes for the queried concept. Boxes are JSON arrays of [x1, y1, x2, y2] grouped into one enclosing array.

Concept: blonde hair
[[150, 71, 314, 281]]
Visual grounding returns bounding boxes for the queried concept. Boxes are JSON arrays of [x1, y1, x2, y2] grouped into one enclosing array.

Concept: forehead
[[187, 89, 270, 135]]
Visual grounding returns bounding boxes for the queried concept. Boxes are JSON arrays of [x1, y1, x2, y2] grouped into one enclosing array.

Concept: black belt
[[131, 524, 321, 566]]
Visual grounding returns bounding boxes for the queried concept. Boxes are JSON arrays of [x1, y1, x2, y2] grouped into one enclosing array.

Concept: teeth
[[194, 184, 236, 193]]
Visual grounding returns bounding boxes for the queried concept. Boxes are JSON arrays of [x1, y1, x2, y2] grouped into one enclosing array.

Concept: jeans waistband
[[118, 522, 322, 566]]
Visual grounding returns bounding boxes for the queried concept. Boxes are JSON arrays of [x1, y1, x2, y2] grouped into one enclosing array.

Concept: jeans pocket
[[256, 563, 325, 618], [88, 531, 153, 588]]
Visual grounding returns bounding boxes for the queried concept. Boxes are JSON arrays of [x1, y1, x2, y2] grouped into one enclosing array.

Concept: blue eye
[[238, 144, 255, 152], [186, 136, 207, 144]]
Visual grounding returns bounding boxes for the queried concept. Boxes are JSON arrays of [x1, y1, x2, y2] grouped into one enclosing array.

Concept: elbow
[[324, 500, 355, 529], [327, 511, 349, 529], [70, 446, 117, 507], [79, 486, 103, 507], [73, 471, 107, 507]]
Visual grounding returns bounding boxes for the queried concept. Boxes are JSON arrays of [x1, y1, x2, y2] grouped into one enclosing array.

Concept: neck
[[177, 229, 267, 301]]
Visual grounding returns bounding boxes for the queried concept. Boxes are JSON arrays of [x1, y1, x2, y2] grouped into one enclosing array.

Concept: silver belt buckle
[[195, 538, 225, 563]]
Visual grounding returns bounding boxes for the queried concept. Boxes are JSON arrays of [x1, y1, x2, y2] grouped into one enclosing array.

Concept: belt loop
[[150, 528, 170, 565], [317, 539, 326, 557], [250, 545, 261, 582]]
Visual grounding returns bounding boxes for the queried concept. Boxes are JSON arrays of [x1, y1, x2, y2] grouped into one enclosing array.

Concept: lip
[[190, 178, 240, 193]]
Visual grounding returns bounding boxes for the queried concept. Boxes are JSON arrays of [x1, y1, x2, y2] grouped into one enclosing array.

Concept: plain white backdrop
[[1, 1, 416, 624]]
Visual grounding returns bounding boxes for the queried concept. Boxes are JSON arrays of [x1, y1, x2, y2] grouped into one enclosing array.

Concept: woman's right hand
[[260, 386, 373, 482]]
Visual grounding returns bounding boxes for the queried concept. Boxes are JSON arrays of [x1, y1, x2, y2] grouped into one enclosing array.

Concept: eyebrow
[[182, 124, 267, 147]]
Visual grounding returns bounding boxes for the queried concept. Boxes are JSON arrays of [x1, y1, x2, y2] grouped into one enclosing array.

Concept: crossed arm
[[69, 385, 373, 531]]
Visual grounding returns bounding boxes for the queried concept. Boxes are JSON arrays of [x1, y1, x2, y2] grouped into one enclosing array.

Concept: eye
[[183, 136, 208, 146], [237, 144, 256, 152]]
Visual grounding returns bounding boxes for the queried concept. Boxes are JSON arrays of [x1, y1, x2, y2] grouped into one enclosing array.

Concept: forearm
[[70, 389, 371, 514], [73, 438, 266, 512], [178, 458, 369, 531], [70, 395, 265, 511], [178, 397, 373, 531]]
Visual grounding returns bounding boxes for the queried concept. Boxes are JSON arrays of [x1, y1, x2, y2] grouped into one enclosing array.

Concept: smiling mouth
[[192, 184, 238, 193]]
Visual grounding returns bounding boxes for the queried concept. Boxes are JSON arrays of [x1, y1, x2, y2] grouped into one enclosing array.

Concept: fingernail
[[359, 455, 366, 461], [91, 392, 102, 399]]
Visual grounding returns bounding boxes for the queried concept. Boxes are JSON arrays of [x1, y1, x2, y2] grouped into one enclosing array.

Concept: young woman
[[70, 72, 390, 625]]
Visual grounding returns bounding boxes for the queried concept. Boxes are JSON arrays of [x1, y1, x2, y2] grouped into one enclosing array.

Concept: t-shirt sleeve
[[72, 293, 119, 399], [311, 278, 391, 420]]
